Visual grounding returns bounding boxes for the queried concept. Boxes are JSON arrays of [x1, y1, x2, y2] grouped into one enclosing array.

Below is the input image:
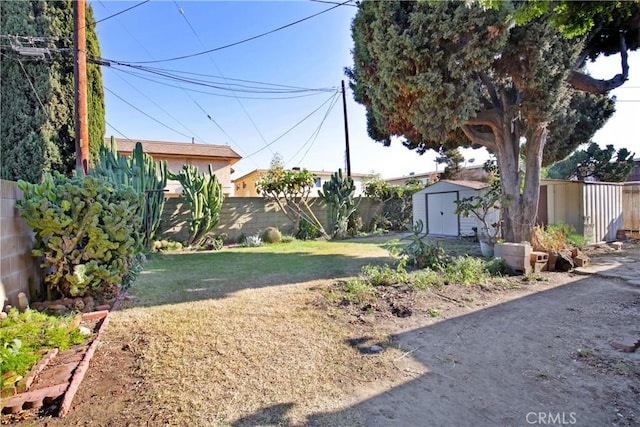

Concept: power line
[[173, 1, 274, 157], [16, 57, 47, 112], [243, 92, 339, 159], [309, 0, 358, 7], [107, 67, 208, 143], [105, 86, 194, 140], [94, 0, 150, 25], [122, 0, 353, 64], [288, 92, 341, 166], [105, 119, 132, 140]]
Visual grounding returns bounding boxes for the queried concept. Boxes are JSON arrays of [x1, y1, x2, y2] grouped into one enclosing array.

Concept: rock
[[611, 337, 640, 353], [73, 298, 85, 311], [78, 326, 92, 336], [17, 292, 30, 312], [47, 304, 68, 315], [556, 251, 574, 272], [0, 312, 6, 320], [83, 296, 94, 305], [368, 345, 384, 354], [61, 298, 74, 307], [610, 242, 623, 250], [95, 304, 111, 311]]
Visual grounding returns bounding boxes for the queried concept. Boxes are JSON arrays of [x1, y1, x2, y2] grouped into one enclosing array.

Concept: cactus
[[318, 169, 360, 240], [91, 137, 167, 248], [169, 164, 224, 247]]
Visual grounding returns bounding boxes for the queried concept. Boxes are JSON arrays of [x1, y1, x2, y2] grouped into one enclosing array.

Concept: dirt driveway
[[7, 245, 639, 426]]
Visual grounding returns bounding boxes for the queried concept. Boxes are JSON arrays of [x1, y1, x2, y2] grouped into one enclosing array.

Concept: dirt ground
[[4, 244, 639, 426]]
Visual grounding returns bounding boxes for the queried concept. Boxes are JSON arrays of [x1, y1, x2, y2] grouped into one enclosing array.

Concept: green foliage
[[243, 235, 263, 248], [411, 269, 442, 290], [393, 220, 447, 270], [443, 256, 490, 286], [454, 179, 504, 244], [261, 227, 282, 244], [360, 264, 408, 287], [0, 1, 104, 183], [256, 160, 326, 238], [348, 0, 628, 243], [17, 172, 143, 298], [436, 148, 465, 180], [91, 137, 168, 246], [297, 217, 323, 241], [151, 240, 184, 252], [169, 164, 224, 247], [1, 308, 88, 395], [364, 177, 424, 232], [342, 279, 376, 306], [547, 143, 635, 182], [318, 169, 361, 239], [532, 223, 586, 251]]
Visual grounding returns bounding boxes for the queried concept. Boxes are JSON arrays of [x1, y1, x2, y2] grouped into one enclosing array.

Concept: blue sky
[[90, 1, 639, 180]]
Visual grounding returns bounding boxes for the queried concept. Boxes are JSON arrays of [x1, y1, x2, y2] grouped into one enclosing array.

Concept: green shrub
[[17, 173, 143, 299], [443, 256, 489, 285], [1, 308, 88, 395], [392, 220, 446, 270], [484, 257, 508, 277], [342, 278, 376, 305], [280, 234, 296, 244], [297, 217, 323, 240], [261, 227, 282, 244], [411, 268, 443, 289], [361, 264, 408, 286]]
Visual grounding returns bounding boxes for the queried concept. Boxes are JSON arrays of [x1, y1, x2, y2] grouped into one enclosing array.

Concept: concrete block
[[494, 242, 532, 258], [573, 256, 589, 267], [532, 261, 547, 273], [500, 254, 532, 275], [530, 251, 549, 263]]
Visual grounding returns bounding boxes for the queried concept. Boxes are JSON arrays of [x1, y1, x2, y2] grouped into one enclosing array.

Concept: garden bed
[[1, 295, 124, 419]]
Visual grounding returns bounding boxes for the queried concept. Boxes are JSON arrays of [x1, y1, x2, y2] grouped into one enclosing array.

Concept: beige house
[[232, 169, 369, 197], [114, 139, 242, 197]]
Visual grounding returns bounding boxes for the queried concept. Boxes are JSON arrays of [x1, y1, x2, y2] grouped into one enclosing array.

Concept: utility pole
[[341, 80, 352, 177], [74, 0, 89, 174]]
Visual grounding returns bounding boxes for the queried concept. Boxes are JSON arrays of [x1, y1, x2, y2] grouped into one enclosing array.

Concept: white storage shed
[[412, 180, 496, 237]]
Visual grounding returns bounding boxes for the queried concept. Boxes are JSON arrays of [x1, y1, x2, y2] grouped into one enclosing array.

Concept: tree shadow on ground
[[234, 271, 640, 426]]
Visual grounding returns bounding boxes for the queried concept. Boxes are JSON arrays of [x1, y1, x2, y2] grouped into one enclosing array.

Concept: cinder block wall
[[0, 180, 41, 308], [161, 197, 383, 243]]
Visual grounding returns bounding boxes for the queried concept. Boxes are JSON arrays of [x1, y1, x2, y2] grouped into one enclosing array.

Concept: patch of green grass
[[360, 264, 408, 286], [427, 307, 441, 318], [134, 239, 392, 306], [410, 269, 443, 289], [1, 308, 87, 394], [576, 347, 594, 358]]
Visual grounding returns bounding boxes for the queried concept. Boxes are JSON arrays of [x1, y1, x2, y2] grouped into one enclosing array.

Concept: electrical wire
[[242, 91, 339, 159], [288, 91, 341, 166], [105, 119, 132, 140], [121, 0, 353, 64], [94, 1, 150, 25], [105, 86, 194, 140], [16, 57, 47, 112], [173, 1, 274, 156], [107, 68, 208, 143], [309, 0, 358, 7]]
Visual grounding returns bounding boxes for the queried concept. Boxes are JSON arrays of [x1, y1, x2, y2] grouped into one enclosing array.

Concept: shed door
[[426, 192, 459, 236]]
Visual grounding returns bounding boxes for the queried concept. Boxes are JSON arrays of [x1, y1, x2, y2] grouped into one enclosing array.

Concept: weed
[[342, 279, 376, 305], [576, 348, 594, 358], [361, 264, 408, 286], [280, 234, 296, 244], [244, 235, 263, 247], [443, 256, 489, 285], [484, 257, 507, 277], [410, 269, 442, 289], [522, 272, 546, 282], [1, 308, 88, 395], [427, 307, 441, 317]]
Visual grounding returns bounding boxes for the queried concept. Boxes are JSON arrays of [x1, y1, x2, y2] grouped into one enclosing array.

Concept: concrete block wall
[[0, 180, 41, 308], [160, 197, 383, 243]]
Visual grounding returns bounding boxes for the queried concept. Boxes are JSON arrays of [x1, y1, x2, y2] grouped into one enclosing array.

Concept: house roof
[[438, 180, 490, 190], [112, 138, 242, 164], [232, 168, 370, 182]]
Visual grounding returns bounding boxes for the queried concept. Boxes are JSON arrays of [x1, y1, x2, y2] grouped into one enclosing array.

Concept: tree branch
[[568, 32, 629, 93], [461, 125, 497, 151], [465, 108, 501, 130], [477, 72, 500, 107]]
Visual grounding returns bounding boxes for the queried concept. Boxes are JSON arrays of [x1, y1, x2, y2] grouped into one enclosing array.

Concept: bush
[[342, 278, 376, 305], [484, 257, 507, 276], [411, 268, 443, 289], [443, 256, 489, 285], [361, 264, 408, 286], [297, 217, 323, 240], [244, 235, 263, 247], [17, 173, 143, 299], [261, 227, 282, 244], [531, 224, 586, 251]]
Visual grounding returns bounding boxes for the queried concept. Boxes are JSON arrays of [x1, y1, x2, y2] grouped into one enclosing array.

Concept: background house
[[413, 179, 633, 243], [232, 169, 370, 197], [114, 139, 241, 197]]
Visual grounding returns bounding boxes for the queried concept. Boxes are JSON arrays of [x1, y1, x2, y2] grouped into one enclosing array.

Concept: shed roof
[[437, 180, 490, 190], [112, 139, 242, 164]]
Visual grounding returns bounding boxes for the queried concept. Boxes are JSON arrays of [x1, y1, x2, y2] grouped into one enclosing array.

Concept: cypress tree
[[0, 0, 104, 183]]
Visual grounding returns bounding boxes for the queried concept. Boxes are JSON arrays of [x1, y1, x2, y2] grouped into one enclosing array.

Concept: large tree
[[547, 143, 635, 182], [1, 0, 105, 183], [348, 1, 637, 242]]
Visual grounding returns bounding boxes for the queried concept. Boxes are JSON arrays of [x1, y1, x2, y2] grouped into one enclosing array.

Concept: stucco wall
[[0, 180, 41, 308]]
